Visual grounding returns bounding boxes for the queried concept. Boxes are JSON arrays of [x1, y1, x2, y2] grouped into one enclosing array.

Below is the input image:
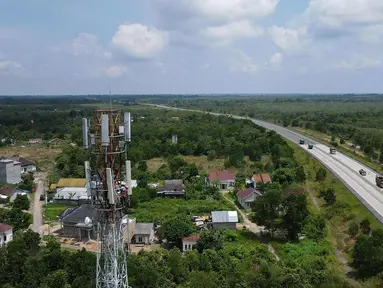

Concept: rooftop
[[54, 187, 89, 200], [61, 204, 96, 224], [11, 157, 34, 166], [237, 187, 262, 201], [211, 211, 238, 223], [183, 235, 200, 242], [134, 223, 153, 235], [0, 223, 13, 232], [56, 178, 87, 188], [261, 173, 272, 183], [252, 174, 263, 183], [0, 186, 16, 196], [208, 170, 236, 182]]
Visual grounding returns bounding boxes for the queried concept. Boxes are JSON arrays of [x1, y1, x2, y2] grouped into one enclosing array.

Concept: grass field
[[43, 203, 71, 222], [147, 155, 262, 175], [0, 146, 61, 172]]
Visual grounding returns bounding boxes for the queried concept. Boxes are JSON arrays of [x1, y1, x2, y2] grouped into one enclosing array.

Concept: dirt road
[[32, 180, 44, 235]]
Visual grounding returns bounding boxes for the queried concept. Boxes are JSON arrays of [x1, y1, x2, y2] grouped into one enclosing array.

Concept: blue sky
[[1, 0, 383, 95]]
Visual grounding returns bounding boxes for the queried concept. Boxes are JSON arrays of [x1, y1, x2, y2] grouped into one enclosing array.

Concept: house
[[0, 223, 13, 247], [211, 211, 238, 230], [0, 186, 15, 200], [59, 204, 97, 241], [131, 223, 154, 245], [48, 138, 63, 146], [207, 170, 236, 190], [157, 179, 185, 198], [10, 188, 30, 202], [0, 159, 21, 184], [54, 187, 90, 205], [28, 138, 42, 145], [182, 235, 200, 252], [11, 157, 36, 174], [56, 178, 87, 188], [237, 187, 262, 209], [250, 173, 272, 188]]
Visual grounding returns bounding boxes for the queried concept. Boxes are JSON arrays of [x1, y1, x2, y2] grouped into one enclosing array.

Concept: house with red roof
[[182, 235, 200, 252], [207, 170, 236, 190], [251, 173, 272, 188], [237, 187, 262, 209], [0, 223, 13, 247]]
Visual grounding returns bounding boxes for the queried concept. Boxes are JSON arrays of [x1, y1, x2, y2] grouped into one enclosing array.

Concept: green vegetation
[[12, 194, 30, 210], [166, 96, 383, 171], [43, 203, 71, 222], [0, 207, 32, 232]]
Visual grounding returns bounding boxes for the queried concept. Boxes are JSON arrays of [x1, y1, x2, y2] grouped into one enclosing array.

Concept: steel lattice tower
[[82, 109, 132, 288]]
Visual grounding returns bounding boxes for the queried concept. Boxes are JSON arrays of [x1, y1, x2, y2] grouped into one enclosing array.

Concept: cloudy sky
[[1, 0, 383, 95]]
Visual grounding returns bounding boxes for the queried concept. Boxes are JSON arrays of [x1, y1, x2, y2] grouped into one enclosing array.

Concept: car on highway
[[299, 139, 305, 145], [359, 169, 367, 176]]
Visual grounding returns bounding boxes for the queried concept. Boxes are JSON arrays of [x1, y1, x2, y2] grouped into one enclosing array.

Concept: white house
[[182, 235, 200, 252], [211, 211, 238, 230], [237, 187, 262, 209], [207, 170, 236, 190], [132, 223, 154, 245], [11, 157, 36, 174], [0, 223, 13, 247]]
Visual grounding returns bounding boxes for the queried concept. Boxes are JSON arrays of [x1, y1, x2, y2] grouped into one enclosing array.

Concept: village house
[[54, 178, 89, 205], [131, 223, 154, 245], [11, 157, 36, 174], [207, 170, 236, 190], [28, 138, 43, 145], [211, 211, 238, 230], [237, 187, 262, 209], [0, 223, 13, 247], [157, 179, 185, 198], [182, 235, 200, 252], [48, 138, 63, 146], [250, 173, 272, 188]]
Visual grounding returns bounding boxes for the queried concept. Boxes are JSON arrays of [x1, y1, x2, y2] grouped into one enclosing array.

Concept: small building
[[10, 188, 30, 202], [211, 211, 238, 230], [237, 187, 262, 209], [157, 179, 185, 198], [0, 186, 15, 200], [60, 204, 96, 241], [56, 178, 87, 188], [0, 223, 13, 247], [132, 223, 154, 245], [11, 157, 36, 174], [48, 138, 63, 146], [182, 235, 200, 252], [250, 173, 272, 188], [207, 170, 236, 190], [0, 159, 21, 184], [54, 187, 90, 205], [28, 138, 43, 145]]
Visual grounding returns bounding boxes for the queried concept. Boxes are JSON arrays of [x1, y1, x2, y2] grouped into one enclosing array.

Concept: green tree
[[6, 208, 33, 232], [295, 166, 306, 183], [348, 221, 359, 238], [282, 194, 309, 240], [252, 190, 282, 235], [360, 218, 371, 235], [315, 168, 327, 182], [40, 270, 70, 288], [159, 215, 197, 244], [195, 230, 224, 253], [319, 187, 336, 205], [13, 194, 30, 210], [303, 214, 326, 240]]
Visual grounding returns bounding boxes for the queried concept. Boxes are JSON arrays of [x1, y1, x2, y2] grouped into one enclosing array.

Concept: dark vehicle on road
[[308, 143, 313, 149], [299, 139, 305, 145], [359, 169, 367, 176]]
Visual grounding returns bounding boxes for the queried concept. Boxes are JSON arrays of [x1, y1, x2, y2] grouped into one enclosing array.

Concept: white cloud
[[202, 20, 263, 43], [332, 54, 381, 71], [112, 24, 168, 58], [268, 26, 307, 52], [230, 50, 257, 73], [269, 52, 283, 64], [105, 65, 127, 78], [72, 33, 111, 59], [191, 0, 279, 22], [0, 59, 23, 74]]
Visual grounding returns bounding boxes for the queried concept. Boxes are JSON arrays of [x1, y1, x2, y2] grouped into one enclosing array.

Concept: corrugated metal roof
[[61, 204, 96, 224], [134, 223, 153, 235], [211, 211, 238, 223], [57, 178, 86, 188]]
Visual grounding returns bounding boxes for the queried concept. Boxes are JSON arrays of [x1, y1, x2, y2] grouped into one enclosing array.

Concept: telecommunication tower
[[82, 109, 132, 288]]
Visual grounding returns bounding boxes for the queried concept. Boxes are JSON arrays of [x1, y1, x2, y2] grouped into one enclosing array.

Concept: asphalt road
[[147, 104, 383, 223], [32, 180, 43, 235]]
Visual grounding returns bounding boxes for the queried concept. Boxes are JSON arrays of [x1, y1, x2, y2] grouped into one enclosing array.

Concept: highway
[[146, 104, 383, 223]]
